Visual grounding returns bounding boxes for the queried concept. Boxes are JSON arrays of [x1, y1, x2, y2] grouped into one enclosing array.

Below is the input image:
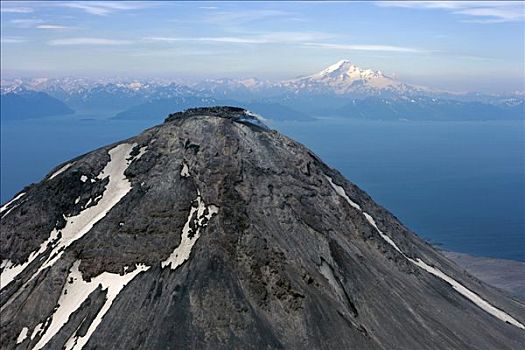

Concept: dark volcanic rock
[[1, 106, 524, 350]]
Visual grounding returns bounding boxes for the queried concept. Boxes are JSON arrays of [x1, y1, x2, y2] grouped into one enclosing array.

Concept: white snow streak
[[325, 176, 361, 210], [16, 327, 28, 344], [1, 234, 50, 287], [326, 175, 525, 330], [0, 143, 145, 291], [31, 323, 44, 340], [411, 258, 525, 330], [0, 192, 26, 217], [80, 175, 88, 183], [162, 190, 218, 270], [33, 261, 149, 350], [49, 163, 72, 180], [362, 212, 402, 253], [1, 205, 20, 219]]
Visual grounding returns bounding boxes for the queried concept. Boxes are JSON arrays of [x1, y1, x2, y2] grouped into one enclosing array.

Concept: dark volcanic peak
[[1, 108, 524, 349]]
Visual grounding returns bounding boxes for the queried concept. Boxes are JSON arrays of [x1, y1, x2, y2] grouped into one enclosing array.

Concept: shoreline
[[441, 250, 525, 299]]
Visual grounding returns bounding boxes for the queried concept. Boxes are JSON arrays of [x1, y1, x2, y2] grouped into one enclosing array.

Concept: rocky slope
[[1, 107, 524, 349]]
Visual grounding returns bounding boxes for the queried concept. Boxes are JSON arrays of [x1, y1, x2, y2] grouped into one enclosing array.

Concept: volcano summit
[[1, 107, 524, 350]]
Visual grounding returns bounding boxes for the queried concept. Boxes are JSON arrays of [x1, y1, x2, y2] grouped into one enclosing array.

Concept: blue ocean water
[[1, 115, 524, 261], [273, 118, 525, 262]]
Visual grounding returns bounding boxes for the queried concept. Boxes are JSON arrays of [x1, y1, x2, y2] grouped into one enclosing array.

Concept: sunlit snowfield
[[1, 114, 524, 261]]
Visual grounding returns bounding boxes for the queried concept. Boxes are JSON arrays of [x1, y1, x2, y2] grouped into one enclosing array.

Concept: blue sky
[[1, 1, 524, 92]]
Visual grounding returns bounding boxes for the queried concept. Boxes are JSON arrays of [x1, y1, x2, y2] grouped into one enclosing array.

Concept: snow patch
[[325, 175, 525, 330], [1, 143, 141, 291], [180, 162, 190, 177], [33, 261, 149, 350], [162, 191, 218, 270], [0, 229, 58, 289], [16, 327, 28, 344], [49, 163, 73, 180], [31, 323, 44, 340], [80, 175, 88, 182]]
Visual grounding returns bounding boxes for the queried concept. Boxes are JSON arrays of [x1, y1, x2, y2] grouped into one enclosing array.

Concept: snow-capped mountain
[[2, 60, 523, 121], [190, 77, 285, 100], [0, 60, 425, 100], [187, 60, 425, 97], [2, 60, 519, 102], [281, 60, 423, 95], [16, 81, 200, 111]]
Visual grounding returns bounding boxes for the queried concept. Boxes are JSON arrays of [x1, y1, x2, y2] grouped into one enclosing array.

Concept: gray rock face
[[1, 106, 524, 350]]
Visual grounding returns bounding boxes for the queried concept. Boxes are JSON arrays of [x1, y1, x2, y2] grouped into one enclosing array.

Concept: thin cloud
[[144, 32, 333, 45], [455, 55, 501, 62], [131, 48, 226, 57], [202, 9, 292, 24], [9, 19, 71, 30], [37, 24, 69, 30], [455, 7, 524, 22], [375, 1, 520, 10], [10, 19, 44, 28], [1, 7, 34, 13], [58, 1, 156, 16], [48, 37, 133, 46], [375, 1, 524, 23], [146, 36, 267, 44], [461, 18, 515, 24], [304, 43, 427, 53], [259, 31, 333, 43], [1, 36, 27, 44]]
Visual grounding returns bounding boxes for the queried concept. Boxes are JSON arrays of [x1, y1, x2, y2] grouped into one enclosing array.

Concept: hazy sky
[[1, 1, 524, 92]]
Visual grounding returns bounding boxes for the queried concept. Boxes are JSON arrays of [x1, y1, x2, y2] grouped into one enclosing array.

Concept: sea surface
[[2, 113, 524, 261]]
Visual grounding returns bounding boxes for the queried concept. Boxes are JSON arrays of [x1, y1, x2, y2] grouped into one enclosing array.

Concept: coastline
[[442, 251, 525, 300]]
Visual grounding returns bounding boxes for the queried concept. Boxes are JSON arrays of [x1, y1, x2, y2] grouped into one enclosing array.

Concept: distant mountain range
[[1, 60, 523, 121], [113, 97, 314, 122], [337, 96, 525, 121]]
